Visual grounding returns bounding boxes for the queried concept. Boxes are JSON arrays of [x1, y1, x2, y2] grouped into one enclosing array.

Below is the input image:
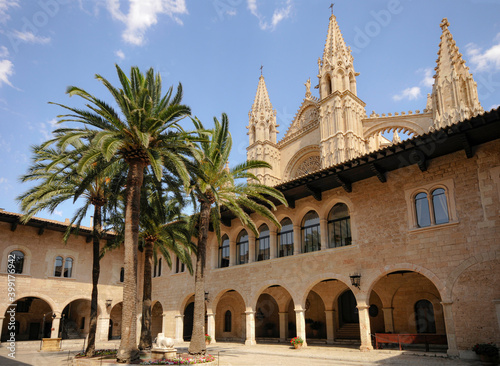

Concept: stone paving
[[0, 340, 487, 366]]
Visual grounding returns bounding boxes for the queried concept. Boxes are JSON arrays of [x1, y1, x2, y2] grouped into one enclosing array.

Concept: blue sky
[[0, 0, 499, 222]]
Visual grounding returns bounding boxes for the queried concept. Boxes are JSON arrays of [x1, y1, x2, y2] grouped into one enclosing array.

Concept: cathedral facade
[[0, 15, 499, 361]]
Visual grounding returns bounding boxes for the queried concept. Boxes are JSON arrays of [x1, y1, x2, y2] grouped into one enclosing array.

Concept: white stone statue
[[305, 78, 312, 98], [153, 333, 175, 349]]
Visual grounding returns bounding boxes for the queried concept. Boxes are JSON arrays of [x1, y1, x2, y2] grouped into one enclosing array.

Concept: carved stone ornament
[[294, 156, 321, 178]]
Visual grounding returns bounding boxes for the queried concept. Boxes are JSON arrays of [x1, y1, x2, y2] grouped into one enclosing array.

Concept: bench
[[375, 333, 447, 352]]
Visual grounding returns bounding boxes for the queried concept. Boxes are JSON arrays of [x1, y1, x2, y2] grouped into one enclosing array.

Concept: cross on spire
[[329, 3, 334, 15], [260, 64, 263, 75]]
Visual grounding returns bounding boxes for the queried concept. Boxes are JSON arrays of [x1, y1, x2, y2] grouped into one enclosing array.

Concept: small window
[[218, 235, 230, 268], [415, 189, 449, 228], [278, 218, 293, 257], [432, 188, 449, 224], [302, 211, 320, 253], [153, 258, 162, 278], [120, 267, 124, 282], [175, 256, 185, 273], [415, 192, 431, 227], [54, 256, 63, 277], [236, 230, 249, 265], [224, 310, 232, 332], [8, 250, 24, 274], [64, 258, 73, 278], [328, 203, 351, 248], [256, 225, 270, 261]]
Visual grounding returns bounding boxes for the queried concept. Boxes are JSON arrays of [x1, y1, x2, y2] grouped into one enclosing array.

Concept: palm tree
[[17, 139, 122, 357], [187, 113, 287, 355], [137, 175, 194, 350], [49, 65, 193, 362]]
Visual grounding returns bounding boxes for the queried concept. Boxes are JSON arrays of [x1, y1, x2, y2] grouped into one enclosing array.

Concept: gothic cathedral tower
[[318, 15, 367, 167], [247, 75, 281, 185]]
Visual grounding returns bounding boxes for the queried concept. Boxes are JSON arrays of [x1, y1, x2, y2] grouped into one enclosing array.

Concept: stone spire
[[317, 14, 359, 99], [248, 75, 278, 144], [431, 18, 483, 128]]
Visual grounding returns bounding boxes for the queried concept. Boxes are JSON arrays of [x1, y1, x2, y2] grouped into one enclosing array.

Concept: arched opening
[[256, 224, 270, 261], [215, 290, 245, 342], [324, 74, 332, 96], [277, 218, 293, 257], [183, 300, 194, 341], [8, 250, 25, 274], [109, 302, 122, 340], [327, 203, 351, 248], [338, 290, 359, 325], [304, 291, 326, 340], [254, 285, 295, 342], [151, 302, 163, 340], [218, 234, 230, 268], [1, 297, 53, 341], [370, 271, 447, 352], [60, 299, 92, 339], [302, 211, 320, 253], [236, 230, 249, 265]]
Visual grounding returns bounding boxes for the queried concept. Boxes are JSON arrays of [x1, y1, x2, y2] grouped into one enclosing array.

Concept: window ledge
[[408, 221, 459, 234], [0, 272, 32, 277], [48, 276, 77, 280]]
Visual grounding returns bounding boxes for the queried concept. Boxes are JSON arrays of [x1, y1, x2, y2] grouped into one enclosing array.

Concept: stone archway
[[60, 299, 92, 339], [183, 297, 195, 341], [215, 290, 246, 342], [109, 302, 122, 340], [1, 297, 53, 341], [151, 301, 163, 340]]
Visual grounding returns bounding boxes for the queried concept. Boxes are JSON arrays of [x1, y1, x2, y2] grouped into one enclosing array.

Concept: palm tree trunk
[[117, 160, 145, 363], [85, 205, 102, 357], [188, 200, 210, 355], [138, 240, 153, 350]]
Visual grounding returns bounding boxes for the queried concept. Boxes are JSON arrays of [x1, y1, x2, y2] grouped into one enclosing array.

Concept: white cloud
[[0, 46, 9, 58], [13, 30, 51, 44], [106, 0, 188, 46], [40, 118, 58, 140], [0, 59, 14, 87], [393, 86, 421, 101], [466, 33, 500, 72], [115, 49, 125, 60], [247, 0, 292, 31], [490, 104, 500, 110], [0, 0, 19, 23], [420, 68, 434, 88], [53, 209, 63, 217], [0, 177, 7, 184]]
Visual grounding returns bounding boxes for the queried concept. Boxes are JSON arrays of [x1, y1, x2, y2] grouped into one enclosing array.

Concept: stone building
[[0, 15, 499, 361]]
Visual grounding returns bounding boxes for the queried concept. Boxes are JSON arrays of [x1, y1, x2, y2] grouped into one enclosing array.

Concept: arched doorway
[[1, 297, 53, 341], [304, 290, 326, 340], [183, 301, 194, 341], [215, 290, 245, 342], [151, 302, 163, 340], [109, 302, 122, 340], [338, 290, 358, 326], [254, 285, 295, 342], [60, 299, 92, 339]]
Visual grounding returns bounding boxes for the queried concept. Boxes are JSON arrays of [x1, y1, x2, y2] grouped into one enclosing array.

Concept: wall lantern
[[350, 273, 361, 288], [106, 299, 113, 308]]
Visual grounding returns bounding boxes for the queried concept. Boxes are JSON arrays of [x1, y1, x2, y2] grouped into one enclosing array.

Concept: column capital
[[356, 305, 370, 310], [245, 311, 255, 315], [175, 314, 184, 318], [440, 301, 453, 306], [206, 312, 215, 317], [294, 308, 306, 314]]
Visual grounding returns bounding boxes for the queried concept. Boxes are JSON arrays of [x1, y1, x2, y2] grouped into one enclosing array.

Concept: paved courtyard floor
[[0, 340, 487, 366]]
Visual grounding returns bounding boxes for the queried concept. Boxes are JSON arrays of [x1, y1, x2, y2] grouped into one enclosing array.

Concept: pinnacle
[[322, 13, 352, 67], [434, 18, 467, 79], [250, 74, 274, 117]]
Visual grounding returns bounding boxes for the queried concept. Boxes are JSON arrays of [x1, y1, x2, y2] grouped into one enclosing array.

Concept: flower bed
[[74, 349, 117, 358], [141, 354, 215, 365]]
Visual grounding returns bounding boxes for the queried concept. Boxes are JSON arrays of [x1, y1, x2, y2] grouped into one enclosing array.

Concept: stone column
[[175, 315, 184, 342], [207, 312, 216, 344], [295, 309, 307, 347], [320, 219, 328, 250], [50, 314, 61, 338], [269, 229, 277, 259], [248, 234, 255, 263], [382, 307, 394, 333], [244, 311, 256, 345], [229, 240, 236, 266], [324, 310, 335, 344], [293, 225, 301, 255], [278, 312, 288, 342], [96, 316, 111, 341], [441, 301, 459, 357], [357, 304, 373, 351]]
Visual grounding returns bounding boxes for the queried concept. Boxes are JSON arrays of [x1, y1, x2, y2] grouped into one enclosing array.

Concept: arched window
[[277, 218, 293, 257], [415, 300, 436, 333], [328, 203, 351, 248], [54, 256, 63, 277], [120, 267, 124, 282], [64, 257, 73, 278], [236, 230, 249, 265], [415, 192, 431, 227], [349, 73, 356, 94], [415, 189, 449, 228], [324, 74, 332, 95], [219, 235, 230, 268], [175, 256, 185, 273], [302, 211, 320, 253], [432, 188, 449, 224], [8, 250, 24, 274], [256, 225, 270, 261], [224, 310, 232, 332]]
